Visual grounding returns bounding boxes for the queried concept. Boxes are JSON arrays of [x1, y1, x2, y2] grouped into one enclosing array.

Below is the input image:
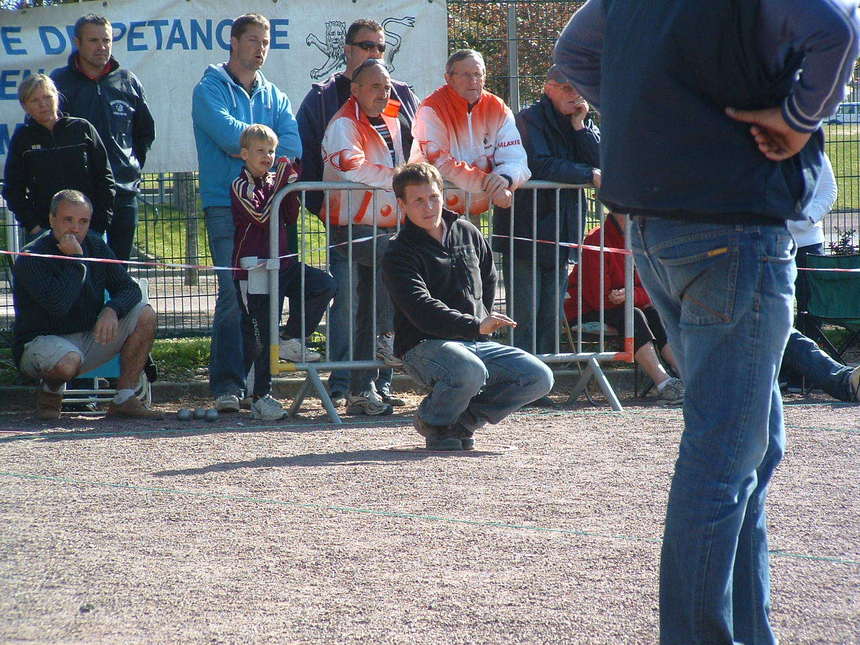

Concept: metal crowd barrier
[[0, 179, 634, 420], [264, 180, 634, 422]]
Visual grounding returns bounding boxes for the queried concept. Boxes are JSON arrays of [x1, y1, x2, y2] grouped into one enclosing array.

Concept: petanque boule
[[204, 409, 219, 422], [176, 408, 193, 421], [193, 407, 207, 419]]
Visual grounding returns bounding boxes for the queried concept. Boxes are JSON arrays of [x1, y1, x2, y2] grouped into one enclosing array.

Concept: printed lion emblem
[[306, 20, 347, 80], [306, 17, 415, 80]]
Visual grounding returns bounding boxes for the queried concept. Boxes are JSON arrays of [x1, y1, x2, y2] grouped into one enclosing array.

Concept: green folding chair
[[802, 253, 860, 363]]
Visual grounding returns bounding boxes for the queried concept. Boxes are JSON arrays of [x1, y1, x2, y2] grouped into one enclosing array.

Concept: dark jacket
[[382, 210, 495, 357], [12, 230, 142, 366], [2, 116, 115, 233], [553, 0, 860, 220], [231, 159, 301, 279], [52, 54, 155, 194], [493, 94, 600, 266], [296, 73, 419, 215]]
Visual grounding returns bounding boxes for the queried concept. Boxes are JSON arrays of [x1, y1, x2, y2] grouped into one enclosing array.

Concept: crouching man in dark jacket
[[382, 163, 553, 450], [13, 190, 161, 421]]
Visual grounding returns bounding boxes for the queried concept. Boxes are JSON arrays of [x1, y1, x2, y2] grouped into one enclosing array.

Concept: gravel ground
[[0, 391, 857, 644]]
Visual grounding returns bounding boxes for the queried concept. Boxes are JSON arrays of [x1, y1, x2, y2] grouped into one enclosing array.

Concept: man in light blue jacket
[[192, 13, 301, 411]]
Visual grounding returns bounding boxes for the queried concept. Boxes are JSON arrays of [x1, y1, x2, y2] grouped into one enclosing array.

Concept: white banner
[[0, 0, 447, 173]]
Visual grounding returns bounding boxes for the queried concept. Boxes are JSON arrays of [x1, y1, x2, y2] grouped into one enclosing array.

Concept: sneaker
[[450, 422, 475, 450], [107, 396, 164, 419], [279, 338, 321, 362], [215, 393, 240, 412], [850, 366, 860, 401], [658, 377, 685, 405], [413, 416, 462, 451], [328, 390, 347, 407], [250, 395, 286, 421], [375, 332, 403, 367], [36, 389, 62, 420], [377, 386, 406, 406], [346, 390, 393, 416]]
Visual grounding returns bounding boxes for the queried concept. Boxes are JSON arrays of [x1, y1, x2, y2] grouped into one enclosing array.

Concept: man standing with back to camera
[[555, 0, 859, 643]]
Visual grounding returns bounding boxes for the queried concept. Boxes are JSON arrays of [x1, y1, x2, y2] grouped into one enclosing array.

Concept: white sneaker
[[375, 332, 402, 367], [250, 394, 286, 421], [346, 389, 393, 416], [215, 393, 240, 412], [658, 377, 685, 406], [279, 337, 322, 362]]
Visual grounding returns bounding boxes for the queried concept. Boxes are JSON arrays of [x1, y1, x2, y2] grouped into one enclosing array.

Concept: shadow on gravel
[[153, 447, 502, 477]]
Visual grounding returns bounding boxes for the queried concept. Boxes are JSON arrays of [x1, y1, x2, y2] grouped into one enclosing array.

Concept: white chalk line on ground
[[0, 470, 856, 567]]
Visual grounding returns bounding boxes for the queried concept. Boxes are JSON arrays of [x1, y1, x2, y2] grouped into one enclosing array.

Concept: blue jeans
[[403, 340, 554, 431], [502, 256, 567, 354], [326, 250, 392, 395], [107, 190, 138, 261], [630, 217, 794, 645], [205, 206, 245, 397], [332, 226, 395, 395], [782, 328, 853, 400]]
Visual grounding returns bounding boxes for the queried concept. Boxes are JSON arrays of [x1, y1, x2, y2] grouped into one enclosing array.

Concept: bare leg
[[635, 341, 671, 386], [661, 342, 681, 376], [117, 305, 156, 390], [41, 352, 82, 390]]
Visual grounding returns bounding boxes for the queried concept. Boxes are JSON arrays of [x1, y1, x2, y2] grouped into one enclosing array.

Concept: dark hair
[[231, 13, 270, 42], [73, 14, 110, 40], [346, 19, 383, 44], [350, 58, 389, 84], [393, 163, 444, 200], [49, 190, 92, 218]]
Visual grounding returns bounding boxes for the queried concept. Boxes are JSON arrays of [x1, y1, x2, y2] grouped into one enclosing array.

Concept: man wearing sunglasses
[[296, 19, 419, 411]]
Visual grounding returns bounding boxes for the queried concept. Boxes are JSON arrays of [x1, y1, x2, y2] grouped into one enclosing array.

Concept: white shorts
[[19, 302, 150, 379]]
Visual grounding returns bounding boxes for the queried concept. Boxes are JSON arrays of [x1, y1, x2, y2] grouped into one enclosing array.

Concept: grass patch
[[826, 123, 860, 212], [150, 337, 211, 382]]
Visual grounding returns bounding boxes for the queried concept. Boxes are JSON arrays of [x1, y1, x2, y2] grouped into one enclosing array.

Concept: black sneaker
[[413, 416, 462, 450], [454, 425, 475, 450]]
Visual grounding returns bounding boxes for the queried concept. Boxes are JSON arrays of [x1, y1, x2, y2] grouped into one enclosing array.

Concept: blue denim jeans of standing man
[[630, 216, 794, 645], [332, 225, 395, 396], [782, 328, 854, 401], [205, 206, 246, 398], [326, 250, 392, 397], [107, 190, 139, 261], [403, 340, 554, 433], [502, 256, 568, 355]]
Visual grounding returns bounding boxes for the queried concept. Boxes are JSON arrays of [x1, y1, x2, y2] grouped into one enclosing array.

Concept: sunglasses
[[350, 41, 386, 53]]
